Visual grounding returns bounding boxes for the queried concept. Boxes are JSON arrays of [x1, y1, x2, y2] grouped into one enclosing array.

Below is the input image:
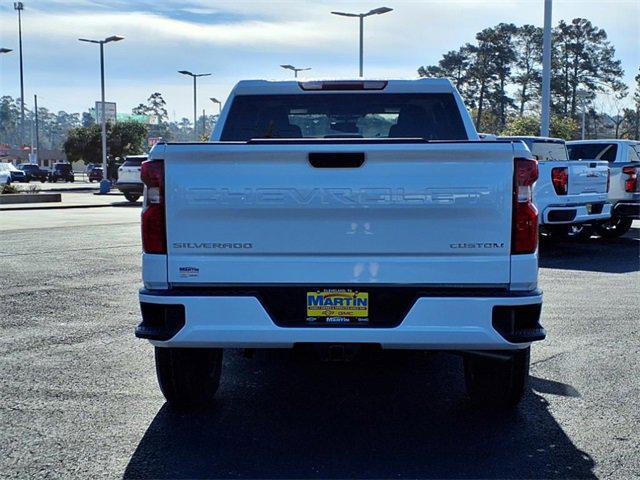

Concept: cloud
[[0, 0, 637, 119]]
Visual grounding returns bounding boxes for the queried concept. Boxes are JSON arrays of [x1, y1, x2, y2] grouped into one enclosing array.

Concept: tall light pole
[[178, 71, 211, 141], [280, 64, 311, 78], [541, 0, 552, 137], [210, 97, 222, 115], [577, 90, 588, 140], [14, 2, 25, 146], [34, 94, 39, 164], [79, 35, 124, 193], [331, 7, 393, 78]]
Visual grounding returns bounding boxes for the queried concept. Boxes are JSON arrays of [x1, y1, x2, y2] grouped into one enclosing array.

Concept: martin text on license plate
[[306, 289, 369, 323]]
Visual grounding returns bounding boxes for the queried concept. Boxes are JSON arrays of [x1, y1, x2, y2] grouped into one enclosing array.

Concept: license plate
[[306, 289, 369, 323]]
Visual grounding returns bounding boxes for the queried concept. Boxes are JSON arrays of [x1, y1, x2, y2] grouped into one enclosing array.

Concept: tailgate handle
[[308, 152, 365, 168], [589, 162, 597, 168]]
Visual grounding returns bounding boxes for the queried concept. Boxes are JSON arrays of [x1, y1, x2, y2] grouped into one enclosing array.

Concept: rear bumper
[[541, 202, 611, 225], [613, 200, 640, 219], [137, 287, 544, 350], [115, 182, 143, 194]]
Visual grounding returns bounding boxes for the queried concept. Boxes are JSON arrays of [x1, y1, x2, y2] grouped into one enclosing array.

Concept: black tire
[[124, 192, 141, 202], [155, 347, 223, 408], [464, 347, 530, 409], [595, 217, 633, 239]]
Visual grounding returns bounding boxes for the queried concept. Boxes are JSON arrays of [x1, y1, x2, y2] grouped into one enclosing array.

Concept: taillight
[[622, 166, 638, 192], [512, 158, 539, 255], [141, 159, 166, 254], [551, 167, 568, 195]]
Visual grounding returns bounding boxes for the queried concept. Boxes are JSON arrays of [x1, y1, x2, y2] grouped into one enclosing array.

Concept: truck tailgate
[[164, 142, 516, 286], [568, 160, 609, 195]]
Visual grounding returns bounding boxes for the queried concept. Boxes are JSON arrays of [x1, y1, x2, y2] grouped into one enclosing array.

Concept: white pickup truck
[[136, 79, 545, 409], [567, 140, 640, 238], [499, 136, 611, 238]]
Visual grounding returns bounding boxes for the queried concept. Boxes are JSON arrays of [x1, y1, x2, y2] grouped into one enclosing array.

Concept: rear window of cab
[[220, 93, 468, 141], [567, 143, 618, 162], [123, 158, 146, 167]]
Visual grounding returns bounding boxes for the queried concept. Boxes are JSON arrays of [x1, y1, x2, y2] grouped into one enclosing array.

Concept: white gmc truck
[[567, 140, 640, 238], [499, 136, 611, 239], [136, 79, 545, 410]]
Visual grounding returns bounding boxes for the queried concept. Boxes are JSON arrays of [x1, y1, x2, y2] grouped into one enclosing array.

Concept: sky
[[0, 0, 638, 121]]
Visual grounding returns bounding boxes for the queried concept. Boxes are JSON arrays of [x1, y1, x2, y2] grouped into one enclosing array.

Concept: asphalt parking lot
[[1, 206, 638, 479]]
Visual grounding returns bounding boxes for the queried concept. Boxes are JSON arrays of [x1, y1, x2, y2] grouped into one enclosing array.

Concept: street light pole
[[100, 41, 107, 183], [331, 7, 393, 78], [359, 15, 364, 78], [541, 0, 552, 137], [179, 71, 211, 141], [577, 90, 588, 140], [210, 98, 222, 114], [280, 65, 311, 78], [14, 2, 25, 146], [34, 94, 39, 164], [79, 35, 124, 193], [193, 75, 197, 139]]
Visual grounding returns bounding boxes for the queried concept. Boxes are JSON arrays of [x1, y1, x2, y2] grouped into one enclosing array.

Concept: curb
[[0, 201, 140, 212], [45, 187, 100, 193], [0, 193, 61, 205], [0, 203, 113, 212]]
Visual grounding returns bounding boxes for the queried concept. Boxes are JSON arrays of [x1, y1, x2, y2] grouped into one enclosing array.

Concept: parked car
[[137, 79, 545, 410], [88, 166, 103, 182], [499, 136, 611, 238], [48, 163, 75, 183], [567, 140, 640, 238], [0, 162, 28, 183], [116, 155, 146, 202], [17, 163, 48, 182], [0, 162, 14, 184]]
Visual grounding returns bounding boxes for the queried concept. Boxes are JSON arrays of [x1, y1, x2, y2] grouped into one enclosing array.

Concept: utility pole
[[34, 94, 39, 164], [541, 0, 552, 137], [14, 2, 25, 146]]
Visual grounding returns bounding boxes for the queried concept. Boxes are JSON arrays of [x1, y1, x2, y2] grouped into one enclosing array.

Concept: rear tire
[[595, 217, 632, 239], [124, 192, 141, 202], [155, 347, 223, 408], [464, 347, 530, 409]]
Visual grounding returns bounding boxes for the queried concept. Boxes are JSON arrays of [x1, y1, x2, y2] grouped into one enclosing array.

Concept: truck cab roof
[[500, 136, 565, 144], [567, 139, 639, 144], [231, 78, 457, 96]]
